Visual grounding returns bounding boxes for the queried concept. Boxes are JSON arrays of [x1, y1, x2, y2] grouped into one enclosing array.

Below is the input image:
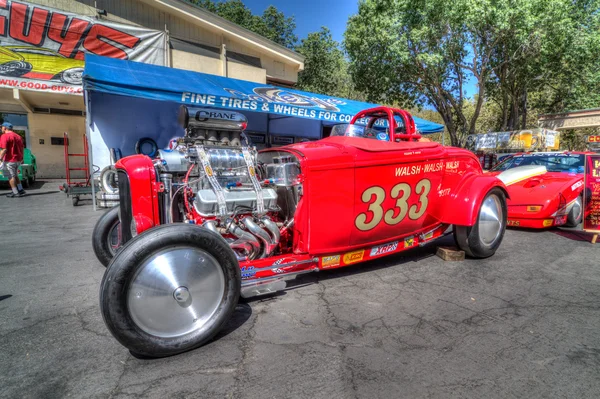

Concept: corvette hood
[[489, 166, 583, 205]]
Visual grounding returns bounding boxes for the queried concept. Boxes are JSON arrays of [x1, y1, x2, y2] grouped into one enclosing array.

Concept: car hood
[[488, 166, 583, 205], [264, 136, 450, 171]]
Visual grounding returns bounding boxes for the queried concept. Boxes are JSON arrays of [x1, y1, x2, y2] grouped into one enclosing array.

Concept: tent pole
[[267, 114, 271, 147], [85, 92, 97, 211]]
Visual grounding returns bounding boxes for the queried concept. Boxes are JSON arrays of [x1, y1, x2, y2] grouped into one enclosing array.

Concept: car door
[[350, 149, 445, 247]]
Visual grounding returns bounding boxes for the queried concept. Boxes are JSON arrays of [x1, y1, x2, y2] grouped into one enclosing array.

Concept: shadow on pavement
[[0, 295, 12, 302], [553, 228, 595, 242], [20, 191, 61, 197], [128, 302, 253, 360]]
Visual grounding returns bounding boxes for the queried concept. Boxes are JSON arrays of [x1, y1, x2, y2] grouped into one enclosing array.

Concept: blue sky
[[242, 0, 477, 98], [243, 0, 357, 45]]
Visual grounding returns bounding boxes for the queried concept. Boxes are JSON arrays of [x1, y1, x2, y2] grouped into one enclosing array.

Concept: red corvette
[[94, 106, 508, 357], [489, 152, 588, 228]]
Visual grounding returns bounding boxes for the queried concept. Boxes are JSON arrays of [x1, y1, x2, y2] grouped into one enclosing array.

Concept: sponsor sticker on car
[[404, 236, 415, 248], [370, 241, 398, 257], [241, 266, 256, 278], [507, 220, 520, 227], [343, 250, 364, 264], [321, 255, 341, 268], [571, 181, 583, 191]]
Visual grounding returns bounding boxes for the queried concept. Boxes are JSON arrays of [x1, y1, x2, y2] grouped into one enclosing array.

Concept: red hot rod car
[[95, 106, 508, 357], [489, 151, 589, 228]]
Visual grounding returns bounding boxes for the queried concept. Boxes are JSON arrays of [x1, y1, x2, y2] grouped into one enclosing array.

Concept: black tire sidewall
[[135, 137, 158, 158], [100, 224, 241, 358], [455, 188, 507, 258], [92, 206, 120, 267], [467, 188, 507, 258]]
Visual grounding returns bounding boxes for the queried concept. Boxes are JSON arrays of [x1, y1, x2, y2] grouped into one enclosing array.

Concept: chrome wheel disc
[[478, 194, 503, 247], [127, 247, 225, 338], [572, 198, 582, 220], [107, 221, 121, 256]]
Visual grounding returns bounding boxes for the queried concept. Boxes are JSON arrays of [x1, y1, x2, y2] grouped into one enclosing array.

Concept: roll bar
[[349, 107, 421, 142]]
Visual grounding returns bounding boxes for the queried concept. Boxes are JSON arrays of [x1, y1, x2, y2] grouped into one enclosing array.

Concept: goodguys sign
[[0, 0, 166, 94], [583, 154, 600, 233]]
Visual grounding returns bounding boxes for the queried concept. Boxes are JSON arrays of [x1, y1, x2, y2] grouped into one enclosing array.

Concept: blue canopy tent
[[83, 54, 444, 172]]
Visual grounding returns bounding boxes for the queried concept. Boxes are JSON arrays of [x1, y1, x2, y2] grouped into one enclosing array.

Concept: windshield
[[330, 124, 389, 141], [491, 153, 585, 173]]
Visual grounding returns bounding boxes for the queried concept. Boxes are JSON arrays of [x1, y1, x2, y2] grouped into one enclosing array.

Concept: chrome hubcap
[[478, 194, 503, 247], [127, 247, 225, 338], [173, 286, 190, 304], [572, 199, 582, 220]]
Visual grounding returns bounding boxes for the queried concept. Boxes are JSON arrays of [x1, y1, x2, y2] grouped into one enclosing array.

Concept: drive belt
[[195, 145, 228, 216], [242, 147, 265, 214]]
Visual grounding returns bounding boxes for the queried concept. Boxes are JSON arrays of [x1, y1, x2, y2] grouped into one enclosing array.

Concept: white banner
[[0, 1, 167, 94]]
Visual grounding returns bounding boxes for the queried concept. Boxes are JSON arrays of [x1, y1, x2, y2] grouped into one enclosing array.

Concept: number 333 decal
[[355, 179, 431, 231]]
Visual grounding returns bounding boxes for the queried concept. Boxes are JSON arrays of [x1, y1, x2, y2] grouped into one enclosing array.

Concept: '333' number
[[355, 179, 431, 231]]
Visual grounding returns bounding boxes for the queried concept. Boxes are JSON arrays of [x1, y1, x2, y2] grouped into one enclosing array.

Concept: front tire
[[60, 67, 83, 85], [564, 196, 583, 227], [100, 224, 241, 358], [454, 188, 507, 258], [92, 206, 121, 267]]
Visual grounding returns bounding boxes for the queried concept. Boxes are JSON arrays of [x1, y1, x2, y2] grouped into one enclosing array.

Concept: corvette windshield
[[330, 124, 388, 140], [491, 154, 585, 173]]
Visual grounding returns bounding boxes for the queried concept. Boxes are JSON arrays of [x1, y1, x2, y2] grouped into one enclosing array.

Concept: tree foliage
[[295, 27, 358, 98], [345, 0, 600, 146], [189, 0, 297, 49]]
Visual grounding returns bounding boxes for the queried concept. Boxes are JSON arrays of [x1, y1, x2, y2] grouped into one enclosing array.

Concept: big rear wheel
[[92, 206, 121, 267], [454, 188, 507, 258], [100, 224, 241, 358]]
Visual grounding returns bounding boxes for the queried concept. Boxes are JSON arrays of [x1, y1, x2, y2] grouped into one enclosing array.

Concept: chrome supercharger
[[151, 106, 303, 279]]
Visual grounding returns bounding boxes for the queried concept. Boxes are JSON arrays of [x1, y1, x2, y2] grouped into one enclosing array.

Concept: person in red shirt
[[0, 122, 26, 197]]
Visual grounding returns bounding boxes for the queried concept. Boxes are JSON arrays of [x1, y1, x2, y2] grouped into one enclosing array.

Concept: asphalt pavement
[[1, 181, 600, 399]]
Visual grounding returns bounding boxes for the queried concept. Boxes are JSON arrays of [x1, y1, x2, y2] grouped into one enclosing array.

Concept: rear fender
[[441, 174, 508, 226]]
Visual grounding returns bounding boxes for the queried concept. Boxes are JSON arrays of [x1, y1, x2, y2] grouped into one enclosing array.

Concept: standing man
[[0, 122, 26, 197]]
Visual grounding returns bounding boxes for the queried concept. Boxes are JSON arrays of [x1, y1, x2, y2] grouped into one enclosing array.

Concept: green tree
[[295, 27, 355, 98], [188, 0, 297, 49], [345, 0, 600, 146]]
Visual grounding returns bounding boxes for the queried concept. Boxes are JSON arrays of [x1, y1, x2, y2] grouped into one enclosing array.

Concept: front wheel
[[92, 206, 121, 267], [100, 224, 241, 358], [60, 67, 83, 85], [454, 188, 507, 258]]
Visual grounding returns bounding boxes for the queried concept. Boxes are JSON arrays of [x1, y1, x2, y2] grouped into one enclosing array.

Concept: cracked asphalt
[[1, 181, 600, 399]]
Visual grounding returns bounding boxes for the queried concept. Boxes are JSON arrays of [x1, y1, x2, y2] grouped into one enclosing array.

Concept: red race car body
[[97, 106, 509, 357], [489, 151, 588, 228]]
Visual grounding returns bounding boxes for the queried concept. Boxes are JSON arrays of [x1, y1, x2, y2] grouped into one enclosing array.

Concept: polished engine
[[155, 106, 302, 261]]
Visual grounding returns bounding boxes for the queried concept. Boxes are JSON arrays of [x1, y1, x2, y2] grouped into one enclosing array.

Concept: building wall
[[226, 62, 266, 84], [27, 0, 301, 83], [171, 50, 222, 76], [28, 113, 86, 179]]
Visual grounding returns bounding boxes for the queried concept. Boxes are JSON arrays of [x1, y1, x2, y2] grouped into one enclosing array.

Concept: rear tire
[[100, 224, 241, 358], [92, 206, 121, 267], [454, 188, 507, 258], [565, 196, 583, 227]]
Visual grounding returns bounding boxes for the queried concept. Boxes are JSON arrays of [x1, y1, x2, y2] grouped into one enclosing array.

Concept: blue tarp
[[83, 54, 444, 134]]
